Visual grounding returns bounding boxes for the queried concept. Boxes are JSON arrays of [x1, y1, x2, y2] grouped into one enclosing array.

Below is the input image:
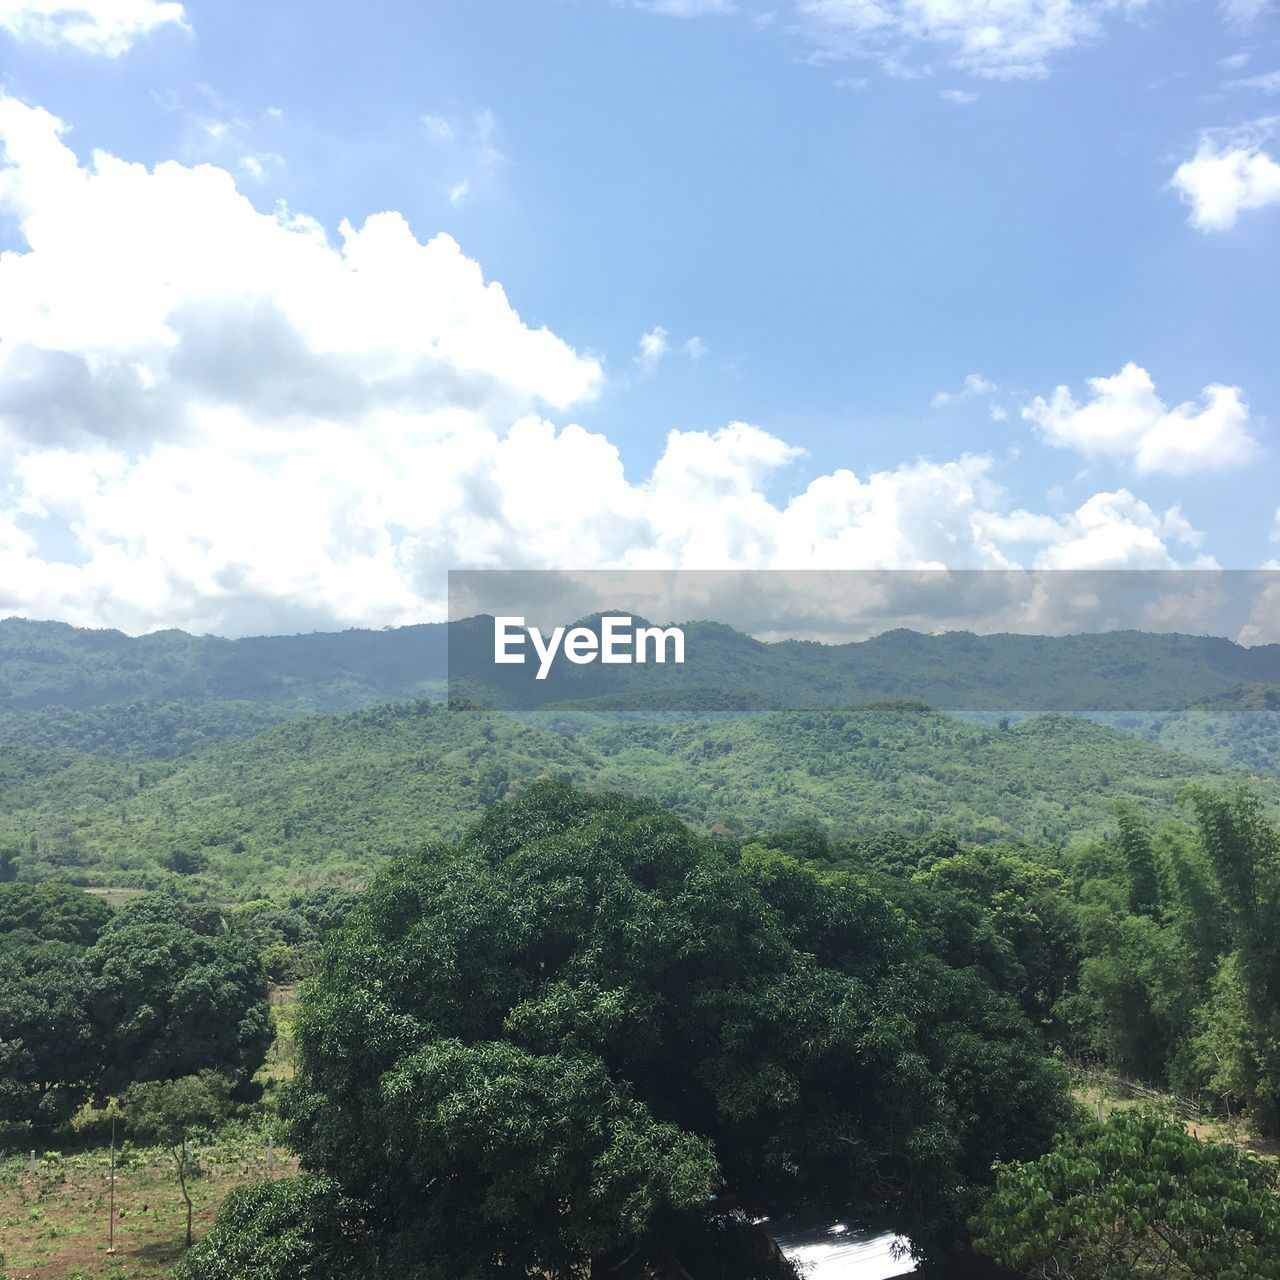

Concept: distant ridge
[[3, 615, 1280, 715]]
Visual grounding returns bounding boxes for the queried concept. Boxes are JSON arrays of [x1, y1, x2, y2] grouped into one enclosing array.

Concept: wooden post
[[108, 1118, 116, 1255]]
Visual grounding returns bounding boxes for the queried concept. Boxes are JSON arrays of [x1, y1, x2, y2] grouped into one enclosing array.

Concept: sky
[[0, 0, 1277, 637]]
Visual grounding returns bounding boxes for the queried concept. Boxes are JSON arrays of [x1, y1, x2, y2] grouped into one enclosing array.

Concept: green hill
[[4, 699, 1274, 894], [0, 616, 448, 712], [4, 615, 1280, 719]]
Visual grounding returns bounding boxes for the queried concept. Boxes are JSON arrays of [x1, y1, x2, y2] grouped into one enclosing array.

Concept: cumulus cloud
[[0, 0, 186, 55], [0, 95, 1218, 636], [1029, 490, 1206, 569], [1171, 121, 1280, 230], [1023, 363, 1260, 476]]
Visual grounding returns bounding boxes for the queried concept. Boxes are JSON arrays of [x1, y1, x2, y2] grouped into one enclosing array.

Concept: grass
[[0, 1140, 296, 1279], [1072, 1070, 1280, 1161], [0, 985, 302, 1280]]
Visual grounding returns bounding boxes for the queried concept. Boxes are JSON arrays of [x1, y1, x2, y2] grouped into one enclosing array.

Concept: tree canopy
[[973, 1109, 1280, 1279], [259, 782, 1070, 1278]]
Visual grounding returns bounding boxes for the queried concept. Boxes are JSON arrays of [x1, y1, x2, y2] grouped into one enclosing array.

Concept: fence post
[[108, 1118, 116, 1255]]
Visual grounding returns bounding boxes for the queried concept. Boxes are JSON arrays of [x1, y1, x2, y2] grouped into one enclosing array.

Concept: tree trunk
[[173, 1145, 193, 1247]]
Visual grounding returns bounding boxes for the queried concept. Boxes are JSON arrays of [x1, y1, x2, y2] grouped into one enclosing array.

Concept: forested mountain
[[4, 614, 1280, 716], [0, 617, 448, 712], [1117, 685, 1280, 777], [3, 699, 1276, 893]]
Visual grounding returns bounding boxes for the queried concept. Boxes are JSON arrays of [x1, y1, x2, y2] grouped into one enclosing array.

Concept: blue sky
[[0, 0, 1277, 635]]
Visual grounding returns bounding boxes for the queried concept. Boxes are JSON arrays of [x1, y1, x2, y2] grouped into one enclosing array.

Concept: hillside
[[1125, 685, 1280, 777], [4, 699, 1275, 893], [0, 616, 448, 712], [4, 615, 1280, 718]]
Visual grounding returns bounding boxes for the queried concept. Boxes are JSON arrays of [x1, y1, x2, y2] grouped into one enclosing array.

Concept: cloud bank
[[0, 96, 1224, 636]]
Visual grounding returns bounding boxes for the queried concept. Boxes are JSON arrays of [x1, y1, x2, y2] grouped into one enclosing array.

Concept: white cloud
[[1220, 52, 1250, 70], [0, 0, 185, 55], [636, 0, 735, 14], [637, 326, 670, 370], [794, 0, 1140, 81], [1023, 363, 1260, 476], [238, 152, 284, 183], [421, 108, 504, 205], [940, 89, 979, 104], [1029, 490, 1208, 570], [420, 115, 457, 143], [1171, 121, 1280, 230], [1230, 70, 1280, 93], [640, 0, 1262, 81], [684, 336, 708, 360], [0, 95, 1219, 636], [1219, 0, 1272, 26], [932, 372, 997, 407]]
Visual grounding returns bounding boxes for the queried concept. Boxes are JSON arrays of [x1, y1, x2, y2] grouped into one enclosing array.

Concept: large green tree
[[0, 881, 113, 945], [257, 783, 1068, 1278], [87, 894, 273, 1093], [0, 934, 97, 1124]]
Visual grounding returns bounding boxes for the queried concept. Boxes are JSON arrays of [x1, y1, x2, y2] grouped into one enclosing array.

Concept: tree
[[1183, 786, 1280, 1128], [121, 1074, 230, 1247], [1115, 802, 1159, 919], [0, 935, 96, 1124], [972, 1110, 1280, 1279], [270, 782, 1067, 1277], [174, 1175, 372, 1280], [87, 894, 273, 1094], [913, 846, 1081, 1029], [0, 881, 113, 945]]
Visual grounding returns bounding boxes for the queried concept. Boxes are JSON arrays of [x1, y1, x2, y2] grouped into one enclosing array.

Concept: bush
[[174, 1175, 371, 1280]]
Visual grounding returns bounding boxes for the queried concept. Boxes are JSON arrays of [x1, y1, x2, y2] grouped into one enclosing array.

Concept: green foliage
[[174, 1175, 373, 1280], [1115, 802, 1159, 918], [0, 935, 96, 1124], [1181, 786, 1280, 1127], [0, 882, 112, 945], [0, 617, 446, 713], [3, 699, 1271, 894], [972, 1110, 1280, 1279], [279, 782, 1069, 1275], [0, 699, 290, 761], [121, 1073, 234, 1246], [121, 1072, 231, 1148], [87, 894, 273, 1094], [914, 846, 1081, 1029]]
